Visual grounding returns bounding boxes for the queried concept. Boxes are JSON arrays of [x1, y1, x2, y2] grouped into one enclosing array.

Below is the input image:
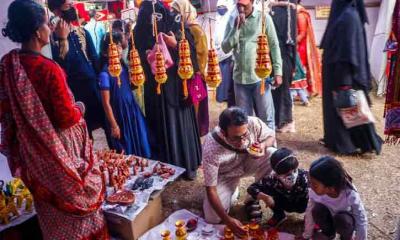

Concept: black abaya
[[271, 3, 297, 128], [134, 0, 202, 178], [320, 0, 382, 155]]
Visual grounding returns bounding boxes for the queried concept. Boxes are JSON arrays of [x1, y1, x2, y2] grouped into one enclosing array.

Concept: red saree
[[0, 50, 108, 239], [297, 6, 322, 96], [384, 0, 400, 144]]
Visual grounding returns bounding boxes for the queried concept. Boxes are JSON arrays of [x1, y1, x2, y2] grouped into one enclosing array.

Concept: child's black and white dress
[[247, 168, 309, 218]]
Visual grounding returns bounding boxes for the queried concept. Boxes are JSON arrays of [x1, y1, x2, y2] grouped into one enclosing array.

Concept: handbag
[[187, 73, 207, 104], [333, 89, 357, 109], [336, 90, 376, 129], [146, 32, 174, 75]]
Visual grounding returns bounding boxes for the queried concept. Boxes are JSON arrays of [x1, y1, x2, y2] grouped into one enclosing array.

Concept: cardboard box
[[105, 192, 163, 240]]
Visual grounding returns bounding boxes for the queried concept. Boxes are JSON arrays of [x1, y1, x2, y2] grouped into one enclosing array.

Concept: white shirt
[[202, 117, 275, 186], [303, 187, 368, 240], [214, 9, 233, 62]]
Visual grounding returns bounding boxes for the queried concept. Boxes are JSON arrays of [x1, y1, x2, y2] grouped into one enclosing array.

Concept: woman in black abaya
[[134, 0, 202, 179], [320, 0, 382, 154], [271, 0, 298, 132]]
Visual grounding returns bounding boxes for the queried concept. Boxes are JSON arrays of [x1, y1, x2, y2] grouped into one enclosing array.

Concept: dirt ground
[[93, 94, 400, 239]]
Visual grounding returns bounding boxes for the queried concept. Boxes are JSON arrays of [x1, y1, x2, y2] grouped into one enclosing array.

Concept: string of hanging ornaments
[[128, 25, 146, 96], [205, 0, 222, 90], [177, 14, 194, 98], [152, 0, 168, 95], [254, 0, 273, 95], [108, 22, 123, 87]]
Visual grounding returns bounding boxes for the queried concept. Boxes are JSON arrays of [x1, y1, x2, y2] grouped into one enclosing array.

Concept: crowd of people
[[0, 0, 391, 239]]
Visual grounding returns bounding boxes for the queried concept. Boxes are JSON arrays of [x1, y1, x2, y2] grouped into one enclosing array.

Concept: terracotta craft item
[[106, 190, 135, 206]]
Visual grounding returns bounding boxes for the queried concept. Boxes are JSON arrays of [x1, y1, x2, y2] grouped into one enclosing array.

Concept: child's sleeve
[[247, 179, 264, 199], [98, 72, 111, 90], [247, 177, 274, 199], [303, 196, 316, 239], [350, 191, 368, 240]]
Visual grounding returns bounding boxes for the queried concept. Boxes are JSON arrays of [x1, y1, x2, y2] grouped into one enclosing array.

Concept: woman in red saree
[[0, 1, 108, 239], [296, 1, 322, 97]]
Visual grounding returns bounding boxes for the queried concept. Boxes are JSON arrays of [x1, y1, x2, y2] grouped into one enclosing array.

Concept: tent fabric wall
[[369, 0, 395, 96]]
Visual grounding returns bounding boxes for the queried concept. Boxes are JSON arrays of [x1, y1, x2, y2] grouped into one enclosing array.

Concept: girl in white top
[[301, 156, 367, 240]]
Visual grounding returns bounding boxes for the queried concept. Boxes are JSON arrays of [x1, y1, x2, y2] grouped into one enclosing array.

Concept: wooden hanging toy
[[205, 0, 222, 89], [108, 23, 122, 87], [255, 0, 273, 95], [177, 15, 194, 98], [152, 3, 168, 95], [128, 26, 146, 95]]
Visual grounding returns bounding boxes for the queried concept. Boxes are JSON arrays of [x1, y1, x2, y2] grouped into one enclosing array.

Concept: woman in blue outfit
[[98, 32, 151, 157]]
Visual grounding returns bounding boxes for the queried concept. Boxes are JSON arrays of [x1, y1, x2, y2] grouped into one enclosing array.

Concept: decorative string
[[286, 0, 294, 45], [261, 0, 265, 34], [207, 0, 214, 47]]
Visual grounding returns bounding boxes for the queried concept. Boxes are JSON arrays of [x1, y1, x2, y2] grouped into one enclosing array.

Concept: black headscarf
[[321, 0, 368, 48], [134, 0, 178, 52], [271, 0, 298, 69], [320, 0, 371, 91], [133, 0, 199, 107]]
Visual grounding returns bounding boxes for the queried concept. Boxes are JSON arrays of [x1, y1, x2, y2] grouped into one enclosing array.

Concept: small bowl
[[186, 218, 198, 232]]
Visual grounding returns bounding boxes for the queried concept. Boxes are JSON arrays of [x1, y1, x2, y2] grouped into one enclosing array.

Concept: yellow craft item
[[152, 5, 168, 95], [205, 48, 222, 88], [255, 0, 273, 95], [175, 220, 188, 240], [108, 28, 122, 87], [129, 29, 146, 96]]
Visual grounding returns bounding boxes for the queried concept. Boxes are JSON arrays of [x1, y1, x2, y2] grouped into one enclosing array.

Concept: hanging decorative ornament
[[255, 0, 273, 95], [152, 3, 168, 95], [108, 24, 122, 87], [177, 15, 194, 98], [205, 0, 222, 89], [128, 26, 146, 96]]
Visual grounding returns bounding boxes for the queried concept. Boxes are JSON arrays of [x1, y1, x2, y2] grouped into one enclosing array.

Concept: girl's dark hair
[[100, 32, 124, 69], [310, 156, 353, 192], [270, 148, 299, 175], [219, 107, 248, 132], [2, 0, 46, 43]]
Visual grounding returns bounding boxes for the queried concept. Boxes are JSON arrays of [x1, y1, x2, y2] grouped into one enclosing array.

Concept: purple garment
[[198, 79, 209, 137]]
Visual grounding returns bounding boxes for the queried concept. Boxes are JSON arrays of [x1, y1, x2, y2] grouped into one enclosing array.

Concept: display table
[[100, 154, 185, 240], [0, 154, 36, 233], [140, 209, 295, 240]]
